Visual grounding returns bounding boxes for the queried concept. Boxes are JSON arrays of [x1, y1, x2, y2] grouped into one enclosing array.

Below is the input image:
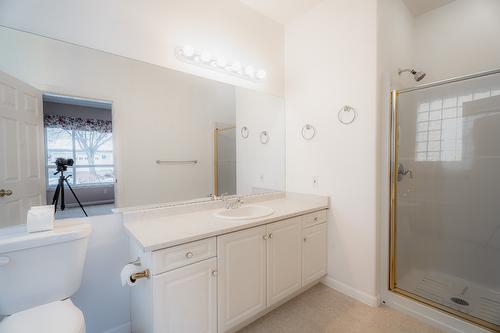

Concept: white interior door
[[0, 70, 45, 228]]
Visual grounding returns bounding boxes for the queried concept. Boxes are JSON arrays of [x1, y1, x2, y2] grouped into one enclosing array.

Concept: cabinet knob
[[314, 217, 318, 222], [303, 237, 307, 242], [212, 270, 218, 277], [268, 233, 273, 239], [185, 252, 193, 259], [262, 235, 268, 240]]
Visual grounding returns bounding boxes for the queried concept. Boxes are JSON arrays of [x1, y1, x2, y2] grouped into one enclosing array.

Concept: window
[[45, 117, 114, 187], [415, 88, 500, 162]]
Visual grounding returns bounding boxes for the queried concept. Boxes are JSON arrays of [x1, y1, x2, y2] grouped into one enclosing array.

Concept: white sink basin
[[214, 205, 274, 220]]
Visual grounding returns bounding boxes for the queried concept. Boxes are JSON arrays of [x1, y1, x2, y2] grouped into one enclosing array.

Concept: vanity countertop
[[123, 193, 328, 252]]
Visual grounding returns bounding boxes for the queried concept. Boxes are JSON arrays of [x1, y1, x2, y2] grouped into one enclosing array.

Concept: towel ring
[[338, 105, 357, 125], [260, 131, 270, 144], [241, 126, 249, 139], [301, 124, 316, 140]]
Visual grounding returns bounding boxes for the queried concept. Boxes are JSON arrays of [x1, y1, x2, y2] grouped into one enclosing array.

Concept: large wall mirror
[[0, 26, 285, 226]]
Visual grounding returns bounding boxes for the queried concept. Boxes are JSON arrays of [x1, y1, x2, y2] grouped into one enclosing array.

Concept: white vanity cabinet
[[266, 217, 303, 306], [129, 209, 328, 333], [153, 258, 218, 333], [302, 223, 327, 286], [217, 213, 326, 332], [217, 226, 268, 333]]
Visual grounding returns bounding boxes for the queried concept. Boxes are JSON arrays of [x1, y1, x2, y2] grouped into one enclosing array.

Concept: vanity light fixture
[[176, 45, 267, 82]]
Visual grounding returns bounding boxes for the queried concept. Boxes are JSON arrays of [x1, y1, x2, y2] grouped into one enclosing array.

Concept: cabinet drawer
[[302, 210, 327, 228], [152, 237, 216, 275]]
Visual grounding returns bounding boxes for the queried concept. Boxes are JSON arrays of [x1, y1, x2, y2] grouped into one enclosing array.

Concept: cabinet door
[[267, 217, 302, 306], [217, 226, 267, 333], [153, 258, 217, 333], [302, 223, 327, 286]]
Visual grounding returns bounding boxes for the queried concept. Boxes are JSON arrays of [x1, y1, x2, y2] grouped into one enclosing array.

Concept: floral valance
[[44, 115, 112, 133]]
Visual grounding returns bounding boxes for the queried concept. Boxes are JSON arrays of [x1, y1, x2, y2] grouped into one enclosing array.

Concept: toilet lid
[[0, 299, 85, 333]]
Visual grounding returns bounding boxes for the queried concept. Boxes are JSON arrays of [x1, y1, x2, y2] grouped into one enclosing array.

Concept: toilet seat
[[0, 299, 85, 333]]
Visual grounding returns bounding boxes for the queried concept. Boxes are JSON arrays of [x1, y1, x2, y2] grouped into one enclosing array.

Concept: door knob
[[0, 189, 13, 197]]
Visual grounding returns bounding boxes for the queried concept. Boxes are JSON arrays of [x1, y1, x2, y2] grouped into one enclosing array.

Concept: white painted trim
[[321, 275, 380, 307], [102, 322, 131, 333]]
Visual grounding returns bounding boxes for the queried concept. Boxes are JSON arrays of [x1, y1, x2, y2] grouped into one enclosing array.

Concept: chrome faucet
[[224, 196, 244, 209]]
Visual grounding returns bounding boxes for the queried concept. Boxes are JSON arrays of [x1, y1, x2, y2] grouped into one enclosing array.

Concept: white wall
[[0, 0, 284, 96], [414, 0, 500, 83], [236, 88, 285, 194], [285, 0, 379, 304], [61, 214, 130, 333]]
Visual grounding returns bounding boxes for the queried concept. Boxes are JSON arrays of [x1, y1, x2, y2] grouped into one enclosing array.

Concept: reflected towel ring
[[301, 124, 316, 140], [260, 131, 270, 144], [241, 126, 249, 139], [338, 105, 357, 125]]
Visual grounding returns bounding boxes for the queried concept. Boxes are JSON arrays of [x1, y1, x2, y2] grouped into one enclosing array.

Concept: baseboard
[[321, 275, 380, 307], [102, 322, 131, 333]]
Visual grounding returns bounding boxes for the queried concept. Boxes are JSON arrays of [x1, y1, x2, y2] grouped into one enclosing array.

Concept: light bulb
[[244, 65, 255, 78], [231, 61, 242, 72], [182, 45, 195, 57], [200, 50, 211, 63], [193, 56, 201, 63], [256, 69, 267, 80], [216, 57, 227, 68]]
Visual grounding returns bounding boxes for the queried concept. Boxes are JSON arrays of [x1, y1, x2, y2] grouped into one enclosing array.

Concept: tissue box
[[27, 205, 55, 233]]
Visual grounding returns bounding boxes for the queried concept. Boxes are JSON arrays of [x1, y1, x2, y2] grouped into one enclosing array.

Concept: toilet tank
[[0, 221, 92, 315]]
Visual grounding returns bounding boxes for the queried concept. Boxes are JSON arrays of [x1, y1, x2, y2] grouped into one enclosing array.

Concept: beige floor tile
[[238, 284, 445, 333]]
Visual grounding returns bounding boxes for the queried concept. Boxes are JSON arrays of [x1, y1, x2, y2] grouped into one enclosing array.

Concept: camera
[[55, 157, 74, 172]]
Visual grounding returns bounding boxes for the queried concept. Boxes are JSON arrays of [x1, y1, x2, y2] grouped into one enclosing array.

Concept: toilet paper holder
[[128, 257, 151, 282], [130, 269, 151, 283]]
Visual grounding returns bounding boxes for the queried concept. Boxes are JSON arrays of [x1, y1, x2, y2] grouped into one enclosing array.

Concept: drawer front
[[152, 237, 216, 275], [302, 210, 327, 228]]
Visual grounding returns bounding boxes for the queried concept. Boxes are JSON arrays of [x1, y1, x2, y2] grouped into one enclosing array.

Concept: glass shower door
[[390, 71, 500, 332]]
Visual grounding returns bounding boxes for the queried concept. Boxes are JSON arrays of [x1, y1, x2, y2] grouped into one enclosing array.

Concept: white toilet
[[0, 221, 91, 333]]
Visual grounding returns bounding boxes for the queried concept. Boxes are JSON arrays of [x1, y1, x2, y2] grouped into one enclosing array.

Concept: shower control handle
[[397, 163, 413, 182]]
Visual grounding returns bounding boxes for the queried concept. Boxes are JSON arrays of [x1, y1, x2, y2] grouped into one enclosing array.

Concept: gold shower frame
[[389, 68, 500, 333], [213, 126, 236, 196]]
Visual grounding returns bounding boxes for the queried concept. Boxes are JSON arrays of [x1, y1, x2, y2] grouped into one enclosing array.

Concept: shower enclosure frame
[[389, 68, 500, 333]]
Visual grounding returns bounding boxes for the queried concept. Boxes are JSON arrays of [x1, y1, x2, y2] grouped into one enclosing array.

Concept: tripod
[[52, 170, 88, 217]]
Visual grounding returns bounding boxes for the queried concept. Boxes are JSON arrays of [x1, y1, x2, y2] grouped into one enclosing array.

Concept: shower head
[[398, 68, 426, 82]]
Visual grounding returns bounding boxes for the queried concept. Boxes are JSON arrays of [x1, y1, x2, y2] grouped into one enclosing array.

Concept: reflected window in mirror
[[43, 96, 115, 218]]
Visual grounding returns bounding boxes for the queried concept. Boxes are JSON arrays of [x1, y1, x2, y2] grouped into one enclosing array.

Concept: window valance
[[43, 115, 112, 133]]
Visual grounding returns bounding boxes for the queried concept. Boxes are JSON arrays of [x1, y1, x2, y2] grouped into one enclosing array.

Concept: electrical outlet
[[312, 176, 319, 188]]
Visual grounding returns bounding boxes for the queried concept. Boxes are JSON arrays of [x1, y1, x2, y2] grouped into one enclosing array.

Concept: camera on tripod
[[54, 157, 74, 173], [52, 157, 88, 216]]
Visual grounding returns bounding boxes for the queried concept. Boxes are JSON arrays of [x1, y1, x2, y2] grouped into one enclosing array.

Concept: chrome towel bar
[[156, 160, 198, 165]]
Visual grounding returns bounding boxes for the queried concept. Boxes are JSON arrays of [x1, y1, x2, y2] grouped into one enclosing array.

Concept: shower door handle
[[397, 163, 413, 181]]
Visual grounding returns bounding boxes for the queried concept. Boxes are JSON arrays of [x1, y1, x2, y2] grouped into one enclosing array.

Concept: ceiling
[[239, 0, 324, 25], [240, 0, 457, 24], [402, 0, 455, 16]]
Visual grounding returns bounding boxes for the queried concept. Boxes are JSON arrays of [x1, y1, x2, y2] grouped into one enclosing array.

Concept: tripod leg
[[60, 178, 65, 211], [52, 184, 61, 213], [64, 179, 88, 217]]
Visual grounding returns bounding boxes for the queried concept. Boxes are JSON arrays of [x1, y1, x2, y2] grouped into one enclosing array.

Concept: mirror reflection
[[0, 26, 285, 225]]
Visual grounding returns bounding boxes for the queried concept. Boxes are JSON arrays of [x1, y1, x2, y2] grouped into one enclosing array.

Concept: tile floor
[[238, 283, 445, 333]]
